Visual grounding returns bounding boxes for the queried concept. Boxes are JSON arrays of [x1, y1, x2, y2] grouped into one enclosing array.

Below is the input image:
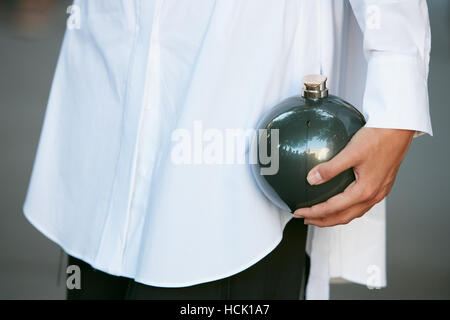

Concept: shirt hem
[[132, 234, 285, 288], [23, 206, 287, 288]]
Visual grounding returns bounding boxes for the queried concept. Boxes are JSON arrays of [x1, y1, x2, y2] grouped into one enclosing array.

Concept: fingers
[[296, 184, 390, 227], [294, 180, 367, 219], [303, 201, 375, 227], [306, 141, 361, 186], [294, 128, 409, 227]]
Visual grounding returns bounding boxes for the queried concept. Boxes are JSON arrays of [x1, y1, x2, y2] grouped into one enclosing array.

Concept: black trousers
[[66, 217, 310, 300]]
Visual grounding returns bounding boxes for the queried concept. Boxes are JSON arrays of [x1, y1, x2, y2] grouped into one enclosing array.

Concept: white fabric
[[23, 0, 432, 300]]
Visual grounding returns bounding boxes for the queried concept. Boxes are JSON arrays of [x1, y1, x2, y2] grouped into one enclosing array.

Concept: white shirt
[[23, 0, 432, 300]]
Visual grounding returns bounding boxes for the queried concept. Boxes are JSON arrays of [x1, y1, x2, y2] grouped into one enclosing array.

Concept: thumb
[[306, 147, 359, 185]]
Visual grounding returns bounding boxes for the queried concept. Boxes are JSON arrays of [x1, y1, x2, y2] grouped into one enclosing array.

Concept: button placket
[[120, 0, 165, 265]]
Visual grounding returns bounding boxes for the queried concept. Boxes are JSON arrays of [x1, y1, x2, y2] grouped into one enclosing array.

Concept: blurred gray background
[[0, 0, 449, 299]]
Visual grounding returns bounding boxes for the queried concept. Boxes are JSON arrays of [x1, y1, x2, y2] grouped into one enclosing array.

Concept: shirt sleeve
[[349, 0, 432, 137]]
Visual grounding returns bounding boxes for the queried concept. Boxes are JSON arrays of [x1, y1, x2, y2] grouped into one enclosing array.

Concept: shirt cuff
[[361, 53, 433, 138]]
